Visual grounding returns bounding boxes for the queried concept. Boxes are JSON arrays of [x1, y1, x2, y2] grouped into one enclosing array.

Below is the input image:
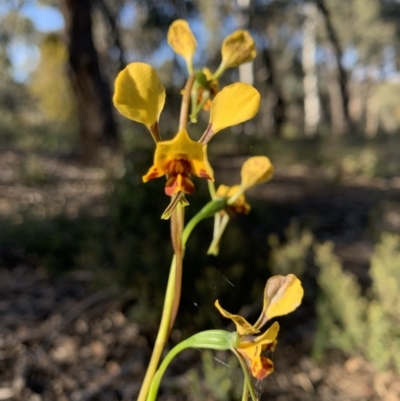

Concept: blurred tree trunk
[[315, 0, 351, 134], [62, 0, 119, 163], [365, 78, 379, 138], [302, 2, 320, 137], [262, 48, 285, 137], [327, 66, 348, 135]]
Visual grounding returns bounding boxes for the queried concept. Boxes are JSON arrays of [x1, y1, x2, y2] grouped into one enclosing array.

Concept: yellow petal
[[254, 275, 304, 329], [167, 19, 196, 71], [240, 156, 274, 190], [208, 83, 260, 137], [221, 30, 256, 69], [113, 62, 165, 127], [238, 322, 279, 380], [250, 356, 274, 380], [239, 321, 280, 350], [215, 300, 259, 336]]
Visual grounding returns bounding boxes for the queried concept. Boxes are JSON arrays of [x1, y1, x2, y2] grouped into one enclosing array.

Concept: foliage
[[186, 351, 241, 401], [314, 236, 400, 372], [314, 242, 367, 354], [340, 148, 378, 177], [268, 219, 314, 277], [29, 34, 77, 124]]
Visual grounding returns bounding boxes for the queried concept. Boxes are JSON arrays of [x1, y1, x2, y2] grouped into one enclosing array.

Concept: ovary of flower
[[143, 129, 213, 196], [216, 184, 250, 215], [198, 68, 218, 111], [215, 274, 304, 380]]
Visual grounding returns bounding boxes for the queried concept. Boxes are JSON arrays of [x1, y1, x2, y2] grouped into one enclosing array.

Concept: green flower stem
[[207, 179, 216, 200], [186, 59, 194, 75], [211, 62, 226, 81], [138, 198, 225, 401], [179, 74, 196, 131], [189, 89, 210, 123], [169, 203, 185, 331], [137, 255, 177, 401], [190, 81, 199, 122], [242, 385, 249, 401], [232, 349, 258, 401], [207, 213, 230, 256], [182, 198, 227, 246], [146, 330, 235, 401]]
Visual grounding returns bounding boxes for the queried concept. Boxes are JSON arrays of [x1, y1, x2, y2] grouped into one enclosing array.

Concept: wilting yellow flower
[[208, 156, 274, 255], [113, 62, 261, 198], [221, 30, 257, 69], [215, 274, 304, 379], [216, 184, 250, 215]]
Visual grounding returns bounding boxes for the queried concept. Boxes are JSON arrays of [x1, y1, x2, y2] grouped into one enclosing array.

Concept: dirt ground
[[1, 150, 400, 401]]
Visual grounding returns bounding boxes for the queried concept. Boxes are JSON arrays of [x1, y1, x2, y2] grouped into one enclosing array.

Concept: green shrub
[[268, 219, 313, 277], [314, 235, 400, 372]]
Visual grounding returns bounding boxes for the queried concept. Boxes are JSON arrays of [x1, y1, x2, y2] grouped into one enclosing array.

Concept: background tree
[[29, 34, 77, 124], [61, 0, 119, 163]]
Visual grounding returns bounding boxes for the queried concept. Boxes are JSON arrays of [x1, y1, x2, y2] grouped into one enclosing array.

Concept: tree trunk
[[62, 0, 119, 163], [315, 0, 351, 133], [262, 48, 286, 137], [302, 2, 320, 137], [327, 68, 348, 135], [365, 81, 379, 138]]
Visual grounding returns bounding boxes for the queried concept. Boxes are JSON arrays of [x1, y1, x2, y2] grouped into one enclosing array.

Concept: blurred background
[[1, 0, 400, 400]]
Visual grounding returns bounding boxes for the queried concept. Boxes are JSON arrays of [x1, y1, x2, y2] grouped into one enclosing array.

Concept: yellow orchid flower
[[215, 274, 304, 380], [167, 19, 256, 118], [143, 129, 213, 196], [113, 62, 261, 199], [208, 156, 273, 256]]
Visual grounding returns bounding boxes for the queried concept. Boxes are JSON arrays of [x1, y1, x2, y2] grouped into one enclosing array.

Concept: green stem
[[137, 256, 177, 401], [189, 89, 210, 123], [211, 62, 226, 80], [207, 213, 230, 256], [179, 74, 196, 131], [138, 199, 226, 401], [232, 349, 258, 401], [169, 203, 185, 330], [146, 330, 233, 401], [207, 179, 216, 200]]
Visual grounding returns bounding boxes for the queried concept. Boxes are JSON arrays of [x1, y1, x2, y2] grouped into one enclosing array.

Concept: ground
[[0, 149, 400, 401]]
